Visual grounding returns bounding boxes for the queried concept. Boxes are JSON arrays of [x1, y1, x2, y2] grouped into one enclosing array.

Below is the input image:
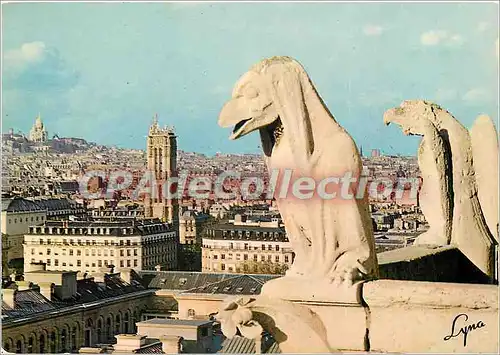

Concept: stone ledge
[[363, 279, 498, 310]]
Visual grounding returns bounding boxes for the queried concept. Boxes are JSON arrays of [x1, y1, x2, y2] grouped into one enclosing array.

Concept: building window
[[285, 255, 289, 263], [244, 254, 248, 261], [110, 250, 114, 256], [187, 309, 196, 318], [133, 249, 137, 256], [54, 259, 59, 266], [127, 249, 131, 256], [261, 244, 265, 250], [213, 255, 218, 260], [77, 250, 81, 256], [221, 263, 225, 271], [268, 255, 272, 261], [254, 254, 258, 261], [31, 248, 35, 255], [221, 254, 225, 260], [133, 259, 138, 267], [120, 261, 124, 267], [268, 244, 272, 251], [120, 250, 124, 257], [62, 262, 67, 266], [98, 260, 102, 267], [47, 259, 51, 266], [275, 245, 280, 251], [275, 255, 280, 262], [69, 250, 74, 256], [85, 250, 89, 256], [77, 260, 81, 267], [229, 242, 233, 249]]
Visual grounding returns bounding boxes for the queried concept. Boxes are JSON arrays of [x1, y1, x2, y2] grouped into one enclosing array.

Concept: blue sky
[[2, 1, 498, 155]]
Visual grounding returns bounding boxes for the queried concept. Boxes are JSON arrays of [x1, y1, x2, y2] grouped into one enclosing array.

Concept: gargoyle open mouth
[[232, 118, 253, 136], [259, 116, 283, 157]]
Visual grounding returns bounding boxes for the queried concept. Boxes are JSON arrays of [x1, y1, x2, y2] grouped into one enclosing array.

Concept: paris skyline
[[2, 1, 498, 155]]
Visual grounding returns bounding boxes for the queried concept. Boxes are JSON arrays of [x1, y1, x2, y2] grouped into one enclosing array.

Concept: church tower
[[144, 114, 179, 225]]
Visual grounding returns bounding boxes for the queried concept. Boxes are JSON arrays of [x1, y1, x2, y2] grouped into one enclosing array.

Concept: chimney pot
[[2, 288, 17, 308]]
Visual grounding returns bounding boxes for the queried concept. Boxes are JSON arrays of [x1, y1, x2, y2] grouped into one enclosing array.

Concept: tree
[[236, 260, 288, 275]]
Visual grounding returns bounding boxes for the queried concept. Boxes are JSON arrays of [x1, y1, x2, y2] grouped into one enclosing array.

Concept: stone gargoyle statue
[[384, 100, 498, 279], [218, 56, 378, 300], [216, 296, 333, 353]]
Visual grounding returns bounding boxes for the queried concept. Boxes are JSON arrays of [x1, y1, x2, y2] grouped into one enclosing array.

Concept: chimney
[[93, 272, 106, 283], [118, 269, 132, 284], [2, 288, 17, 308], [53, 272, 78, 300], [113, 335, 146, 353], [17, 281, 31, 291], [155, 265, 161, 272], [38, 282, 54, 300], [159, 336, 182, 354]]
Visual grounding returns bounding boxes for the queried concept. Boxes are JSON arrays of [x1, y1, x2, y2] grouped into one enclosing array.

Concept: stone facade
[[23, 219, 177, 275], [202, 223, 293, 273], [144, 115, 179, 226], [1, 197, 47, 263]]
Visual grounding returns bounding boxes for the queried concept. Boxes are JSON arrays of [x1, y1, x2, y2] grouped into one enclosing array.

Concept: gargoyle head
[[218, 56, 318, 159], [383, 100, 437, 136]]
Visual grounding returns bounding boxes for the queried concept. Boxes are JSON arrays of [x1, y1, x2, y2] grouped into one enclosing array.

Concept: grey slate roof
[[218, 335, 280, 353], [181, 274, 276, 295], [1, 197, 43, 212], [29, 197, 82, 212], [135, 342, 164, 354], [137, 271, 279, 294], [1, 273, 148, 324], [139, 318, 213, 327]]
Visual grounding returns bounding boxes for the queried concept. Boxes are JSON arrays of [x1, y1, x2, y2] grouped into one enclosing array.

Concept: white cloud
[[463, 88, 491, 104], [363, 25, 384, 36], [477, 22, 489, 32], [420, 30, 464, 47], [4, 41, 46, 70], [420, 30, 448, 45], [448, 34, 464, 46]]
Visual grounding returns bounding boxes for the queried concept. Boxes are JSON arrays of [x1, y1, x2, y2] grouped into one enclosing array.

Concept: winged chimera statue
[[384, 100, 498, 279], [218, 56, 378, 296]]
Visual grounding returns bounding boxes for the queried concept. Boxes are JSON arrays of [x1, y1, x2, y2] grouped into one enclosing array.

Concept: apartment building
[[23, 218, 178, 275], [1, 196, 47, 262], [201, 217, 293, 273]]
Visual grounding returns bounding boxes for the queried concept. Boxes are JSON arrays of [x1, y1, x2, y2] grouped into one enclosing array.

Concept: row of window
[[213, 229, 284, 238], [203, 243, 281, 251], [35, 238, 139, 246], [31, 248, 139, 257], [8, 215, 45, 224], [211, 254, 289, 263], [32, 258, 139, 268]]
